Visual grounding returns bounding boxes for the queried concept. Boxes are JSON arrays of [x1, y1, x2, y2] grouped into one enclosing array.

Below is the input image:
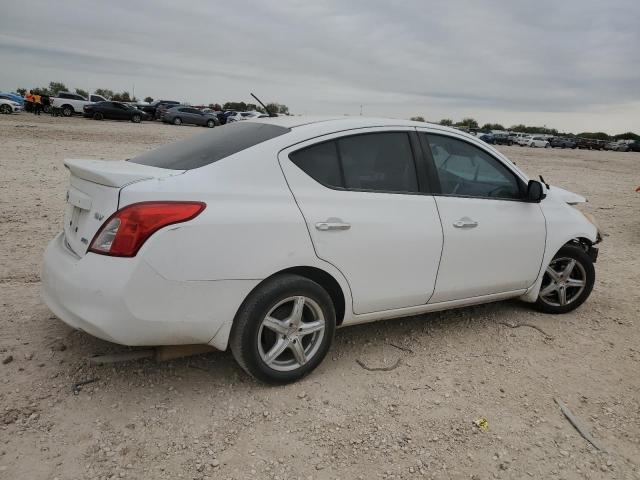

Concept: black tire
[[173, 117, 182, 125], [230, 274, 336, 384], [93, 112, 103, 120], [62, 105, 73, 117], [0, 104, 11, 114], [131, 114, 141, 123], [206, 119, 215, 128], [534, 245, 595, 314]]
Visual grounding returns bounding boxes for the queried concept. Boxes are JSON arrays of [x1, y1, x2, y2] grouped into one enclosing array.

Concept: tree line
[[410, 116, 639, 141]]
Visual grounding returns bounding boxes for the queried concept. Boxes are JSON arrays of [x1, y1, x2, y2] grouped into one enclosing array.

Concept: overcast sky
[[1, 0, 639, 133]]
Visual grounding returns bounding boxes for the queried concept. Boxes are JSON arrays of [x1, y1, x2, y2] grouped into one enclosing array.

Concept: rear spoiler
[[64, 159, 184, 188]]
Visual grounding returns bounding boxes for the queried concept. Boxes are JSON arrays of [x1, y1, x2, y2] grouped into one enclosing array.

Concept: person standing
[[33, 92, 42, 115], [25, 90, 35, 113]]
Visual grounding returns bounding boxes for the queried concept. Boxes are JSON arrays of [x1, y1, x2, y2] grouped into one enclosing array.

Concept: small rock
[[210, 459, 220, 468], [25, 352, 33, 361], [51, 342, 67, 352], [298, 391, 307, 399], [2, 356, 13, 365]]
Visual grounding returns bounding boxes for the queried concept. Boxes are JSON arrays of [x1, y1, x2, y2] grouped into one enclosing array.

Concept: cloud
[[1, 0, 639, 132]]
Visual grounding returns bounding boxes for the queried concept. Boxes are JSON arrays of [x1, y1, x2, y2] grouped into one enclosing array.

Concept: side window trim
[[418, 131, 527, 202], [288, 130, 430, 196]]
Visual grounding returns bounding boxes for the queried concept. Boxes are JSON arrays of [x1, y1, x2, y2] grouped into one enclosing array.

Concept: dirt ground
[[1, 113, 639, 480]]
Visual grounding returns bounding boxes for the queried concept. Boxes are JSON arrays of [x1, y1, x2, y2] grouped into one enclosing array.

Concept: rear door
[[417, 130, 546, 302], [183, 108, 201, 125], [279, 128, 444, 314]]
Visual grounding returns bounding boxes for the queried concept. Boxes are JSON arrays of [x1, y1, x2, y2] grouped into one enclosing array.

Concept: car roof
[[250, 115, 472, 138]]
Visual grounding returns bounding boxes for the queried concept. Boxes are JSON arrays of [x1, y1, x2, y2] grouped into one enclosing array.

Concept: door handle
[[453, 218, 478, 228], [315, 221, 351, 231]]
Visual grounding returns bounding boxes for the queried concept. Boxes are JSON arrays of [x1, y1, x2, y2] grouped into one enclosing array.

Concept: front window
[[424, 134, 522, 200]]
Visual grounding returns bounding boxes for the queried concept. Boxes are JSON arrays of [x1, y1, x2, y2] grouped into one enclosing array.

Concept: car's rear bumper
[[41, 233, 258, 348]]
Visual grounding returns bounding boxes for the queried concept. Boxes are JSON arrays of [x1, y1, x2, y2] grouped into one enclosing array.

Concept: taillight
[[89, 201, 205, 257]]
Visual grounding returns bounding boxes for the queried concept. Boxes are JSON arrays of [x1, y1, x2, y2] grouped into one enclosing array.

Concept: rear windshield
[[128, 122, 290, 170]]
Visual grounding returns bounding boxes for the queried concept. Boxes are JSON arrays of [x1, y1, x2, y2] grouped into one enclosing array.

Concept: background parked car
[[162, 106, 220, 127], [83, 101, 149, 122], [0, 92, 24, 106], [477, 133, 494, 144], [628, 141, 640, 152], [0, 98, 23, 114], [491, 132, 513, 145], [575, 138, 605, 150], [137, 100, 180, 120], [606, 141, 630, 152], [225, 111, 263, 123], [51, 91, 108, 117], [526, 136, 550, 148], [549, 137, 577, 149], [153, 101, 182, 120]]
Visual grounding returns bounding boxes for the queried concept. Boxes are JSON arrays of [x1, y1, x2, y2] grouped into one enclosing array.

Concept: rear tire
[[93, 112, 103, 120], [131, 114, 141, 123], [0, 104, 11, 114], [173, 117, 182, 125], [534, 245, 595, 314], [230, 274, 336, 384], [62, 105, 73, 117]]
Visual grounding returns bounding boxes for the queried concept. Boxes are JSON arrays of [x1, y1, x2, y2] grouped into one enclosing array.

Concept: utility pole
[[359, 104, 363, 116]]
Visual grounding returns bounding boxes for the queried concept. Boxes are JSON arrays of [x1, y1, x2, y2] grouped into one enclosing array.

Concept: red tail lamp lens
[[89, 201, 205, 257]]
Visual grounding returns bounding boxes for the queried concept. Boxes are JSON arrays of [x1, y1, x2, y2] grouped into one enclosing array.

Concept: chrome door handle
[[453, 218, 478, 228], [315, 222, 351, 231]]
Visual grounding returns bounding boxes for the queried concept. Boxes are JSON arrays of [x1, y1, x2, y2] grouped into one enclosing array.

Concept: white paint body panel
[[41, 117, 599, 350], [278, 128, 443, 314], [430, 196, 546, 302]]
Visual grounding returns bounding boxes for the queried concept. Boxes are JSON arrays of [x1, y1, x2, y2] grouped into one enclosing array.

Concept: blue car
[[0, 93, 24, 106]]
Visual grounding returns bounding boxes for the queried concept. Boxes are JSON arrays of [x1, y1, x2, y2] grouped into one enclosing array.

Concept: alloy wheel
[[257, 296, 326, 372], [539, 257, 587, 307]]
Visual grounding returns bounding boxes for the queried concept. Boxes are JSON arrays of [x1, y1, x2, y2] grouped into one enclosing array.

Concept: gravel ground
[[1, 113, 639, 480]]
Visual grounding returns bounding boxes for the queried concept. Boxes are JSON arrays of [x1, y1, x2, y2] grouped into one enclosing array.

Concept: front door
[[418, 131, 546, 303], [280, 129, 444, 314]]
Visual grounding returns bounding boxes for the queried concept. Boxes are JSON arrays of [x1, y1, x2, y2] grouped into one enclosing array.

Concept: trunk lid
[[62, 159, 184, 257]]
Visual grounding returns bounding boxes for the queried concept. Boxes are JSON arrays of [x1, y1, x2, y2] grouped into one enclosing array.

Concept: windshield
[[128, 122, 290, 170]]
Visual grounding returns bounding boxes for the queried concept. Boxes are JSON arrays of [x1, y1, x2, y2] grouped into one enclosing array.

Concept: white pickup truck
[[51, 92, 107, 117]]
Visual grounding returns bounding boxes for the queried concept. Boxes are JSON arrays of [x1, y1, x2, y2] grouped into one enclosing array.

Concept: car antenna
[[251, 93, 276, 117], [539, 175, 550, 189]]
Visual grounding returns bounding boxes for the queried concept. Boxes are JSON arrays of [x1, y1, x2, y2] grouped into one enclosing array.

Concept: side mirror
[[526, 180, 545, 203]]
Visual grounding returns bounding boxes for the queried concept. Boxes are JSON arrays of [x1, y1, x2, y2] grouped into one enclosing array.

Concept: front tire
[[0, 104, 11, 114], [206, 119, 215, 128], [230, 274, 336, 384], [173, 117, 182, 125], [534, 245, 595, 314], [62, 105, 74, 117], [93, 112, 103, 120], [131, 114, 142, 123]]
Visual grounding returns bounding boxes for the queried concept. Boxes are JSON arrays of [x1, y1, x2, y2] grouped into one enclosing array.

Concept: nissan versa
[[42, 117, 601, 383]]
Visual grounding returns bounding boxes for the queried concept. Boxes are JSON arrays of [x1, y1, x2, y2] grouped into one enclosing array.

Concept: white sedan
[[42, 117, 600, 383], [526, 136, 551, 148], [0, 98, 23, 114], [225, 111, 263, 123]]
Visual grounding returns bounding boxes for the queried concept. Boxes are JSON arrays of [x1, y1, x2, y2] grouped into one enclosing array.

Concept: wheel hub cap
[[539, 257, 587, 307], [257, 296, 325, 372]]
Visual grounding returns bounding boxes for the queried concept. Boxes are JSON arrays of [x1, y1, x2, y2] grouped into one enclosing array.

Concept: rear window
[[128, 122, 290, 170]]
